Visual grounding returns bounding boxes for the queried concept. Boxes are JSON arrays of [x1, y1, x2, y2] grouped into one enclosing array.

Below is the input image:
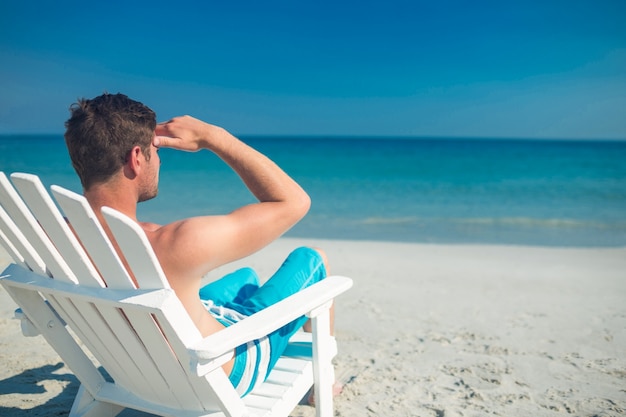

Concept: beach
[[0, 238, 624, 416]]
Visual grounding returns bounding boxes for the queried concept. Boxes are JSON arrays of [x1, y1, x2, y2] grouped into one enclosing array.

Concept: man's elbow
[[289, 191, 311, 222], [280, 190, 310, 226], [295, 192, 311, 219]]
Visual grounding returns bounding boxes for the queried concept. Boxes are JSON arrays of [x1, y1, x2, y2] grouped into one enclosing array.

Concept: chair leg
[[311, 311, 334, 417], [69, 384, 125, 417]]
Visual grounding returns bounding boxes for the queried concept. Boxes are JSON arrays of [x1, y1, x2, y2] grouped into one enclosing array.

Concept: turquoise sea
[[1, 135, 625, 247]]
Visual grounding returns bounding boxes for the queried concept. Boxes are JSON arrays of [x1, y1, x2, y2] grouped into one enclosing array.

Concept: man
[[63, 92, 333, 397]]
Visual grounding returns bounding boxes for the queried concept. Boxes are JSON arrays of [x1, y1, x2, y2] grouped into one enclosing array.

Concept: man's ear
[[123, 146, 143, 179]]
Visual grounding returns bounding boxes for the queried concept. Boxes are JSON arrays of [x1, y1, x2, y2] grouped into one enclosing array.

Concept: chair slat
[[150, 305, 226, 411], [10, 173, 105, 288], [51, 296, 164, 403], [265, 367, 305, 386], [0, 204, 46, 274], [101, 207, 170, 290], [123, 310, 200, 409], [48, 295, 138, 391], [245, 358, 314, 417], [249, 382, 286, 398], [243, 394, 276, 412], [272, 357, 311, 374], [0, 224, 27, 268], [95, 306, 167, 401], [0, 173, 76, 283], [78, 300, 143, 390], [51, 185, 135, 289]]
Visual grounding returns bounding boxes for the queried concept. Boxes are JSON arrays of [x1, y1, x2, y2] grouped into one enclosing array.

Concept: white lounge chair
[[0, 172, 353, 417]]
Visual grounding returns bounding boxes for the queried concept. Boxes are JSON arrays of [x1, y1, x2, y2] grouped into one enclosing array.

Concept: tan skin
[[84, 116, 320, 376]]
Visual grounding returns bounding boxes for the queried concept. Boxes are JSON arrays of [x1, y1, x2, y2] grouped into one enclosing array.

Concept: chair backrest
[[0, 172, 56, 278], [50, 184, 137, 289], [10, 173, 104, 287], [0, 172, 233, 413]]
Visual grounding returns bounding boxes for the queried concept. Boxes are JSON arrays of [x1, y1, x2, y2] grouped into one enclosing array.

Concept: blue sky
[[1, 1, 625, 139]]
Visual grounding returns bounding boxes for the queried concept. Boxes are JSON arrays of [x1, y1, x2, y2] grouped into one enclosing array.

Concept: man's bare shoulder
[[139, 217, 217, 250], [138, 216, 227, 276], [138, 212, 273, 276], [140, 216, 224, 239]]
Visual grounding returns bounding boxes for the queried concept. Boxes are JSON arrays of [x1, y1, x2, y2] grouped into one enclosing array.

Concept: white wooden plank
[[248, 381, 288, 398], [242, 394, 276, 412], [0, 227, 26, 268], [245, 358, 315, 417], [43, 293, 138, 392], [69, 384, 124, 417], [272, 357, 311, 374], [95, 381, 228, 417], [150, 307, 229, 411], [201, 370, 247, 417], [311, 311, 334, 417], [101, 207, 170, 290], [288, 331, 313, 344], [265, 367, 307, 386], [0, 201, 46, 275], [11, 173, 105, 288], [65, 297, 139, 391], [89, 303, 177, 405], [98, 306, 176, 403], [0, 172, 76, 283], [153, 295, 202, 347], [50, 185, 135, 289], [282, 341, 312, 359], [94, 382, 226, 417], [241, 407, 270, 417], [123, 310, 198, 409], [43, 294, 115, 374]]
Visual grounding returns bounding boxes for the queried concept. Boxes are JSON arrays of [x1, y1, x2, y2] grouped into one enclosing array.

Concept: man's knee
[[310, 247, 330, 274]]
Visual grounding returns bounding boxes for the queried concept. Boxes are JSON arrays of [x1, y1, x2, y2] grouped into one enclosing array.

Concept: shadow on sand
[[0, 362, 78, 416]]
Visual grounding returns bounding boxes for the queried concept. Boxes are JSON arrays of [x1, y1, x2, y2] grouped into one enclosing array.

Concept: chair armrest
[[188, 275, 352, 364]]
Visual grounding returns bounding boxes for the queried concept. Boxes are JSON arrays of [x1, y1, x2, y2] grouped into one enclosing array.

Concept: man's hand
[[154, 115, 221, 152]]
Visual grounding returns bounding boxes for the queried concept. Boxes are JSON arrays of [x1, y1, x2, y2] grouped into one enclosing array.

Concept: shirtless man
[[63, 93, 332, 396]]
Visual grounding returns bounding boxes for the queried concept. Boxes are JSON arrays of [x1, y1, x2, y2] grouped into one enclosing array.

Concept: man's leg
[[199, 267, 260, 306], [207, 247, 336, 397], [238, 247, 331, 371]]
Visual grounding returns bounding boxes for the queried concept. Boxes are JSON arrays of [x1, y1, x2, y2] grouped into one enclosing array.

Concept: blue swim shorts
[[198, 246, 327, 396]]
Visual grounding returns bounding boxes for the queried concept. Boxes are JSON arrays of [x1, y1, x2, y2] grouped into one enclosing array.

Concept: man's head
[[64, 93, 158, 198]]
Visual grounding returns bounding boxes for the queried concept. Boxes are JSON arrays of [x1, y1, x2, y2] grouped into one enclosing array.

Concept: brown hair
[[64, 93, 156, 190]]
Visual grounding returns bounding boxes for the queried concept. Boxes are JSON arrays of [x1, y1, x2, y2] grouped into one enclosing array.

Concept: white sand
[[1, 239, 625, 416]]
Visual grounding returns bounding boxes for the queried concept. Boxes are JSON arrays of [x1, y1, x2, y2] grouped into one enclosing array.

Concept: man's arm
[[152, 116, 310, 276]]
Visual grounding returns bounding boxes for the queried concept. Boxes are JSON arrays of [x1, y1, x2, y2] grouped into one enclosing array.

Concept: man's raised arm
[[153, 116, 310, 271]]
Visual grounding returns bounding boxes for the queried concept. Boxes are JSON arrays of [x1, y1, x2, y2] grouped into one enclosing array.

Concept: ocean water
[[1, 135, 625, 247]]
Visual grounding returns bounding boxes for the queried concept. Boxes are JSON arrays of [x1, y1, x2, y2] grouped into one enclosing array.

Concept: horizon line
[[0, 132, 625, 143]]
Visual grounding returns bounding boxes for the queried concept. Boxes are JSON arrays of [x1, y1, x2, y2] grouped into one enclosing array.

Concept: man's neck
[[84, 180, 139, 222]]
